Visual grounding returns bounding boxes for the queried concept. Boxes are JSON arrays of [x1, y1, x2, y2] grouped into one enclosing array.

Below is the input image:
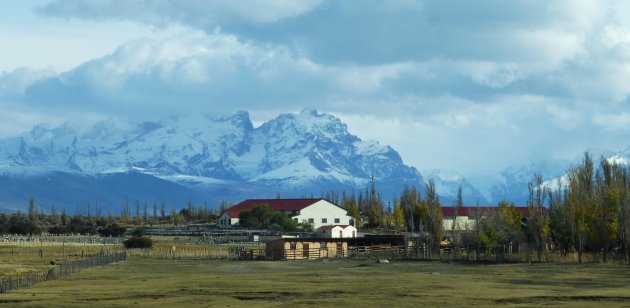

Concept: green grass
[[2, 257, 630, 307]]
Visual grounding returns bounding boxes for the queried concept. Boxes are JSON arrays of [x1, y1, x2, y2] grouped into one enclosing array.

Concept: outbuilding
[[266, 238, 349, 260], [316, 225, 357, 238]]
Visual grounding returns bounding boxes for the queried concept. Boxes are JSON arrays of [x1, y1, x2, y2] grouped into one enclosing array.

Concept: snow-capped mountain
[[489, 159, 571, 205], [0, 109, 425, 212], [543, 149, 630, 192], [422, 169, 489, 205]]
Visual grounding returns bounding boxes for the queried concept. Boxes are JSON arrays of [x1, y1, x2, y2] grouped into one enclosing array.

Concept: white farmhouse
[[217, 198, 355, 229]]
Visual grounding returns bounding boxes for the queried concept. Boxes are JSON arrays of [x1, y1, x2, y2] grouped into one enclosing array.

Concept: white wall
[[294, 200, 354, 229], [341, 226, 357, 238], [217, 212, 239, 228], [442, 216, 476, 232], [316, 227, 342, 238], [317, 225, 357, 238]]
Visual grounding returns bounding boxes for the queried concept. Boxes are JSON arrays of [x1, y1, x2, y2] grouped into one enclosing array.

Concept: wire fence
[[0, 251, 126, 294]]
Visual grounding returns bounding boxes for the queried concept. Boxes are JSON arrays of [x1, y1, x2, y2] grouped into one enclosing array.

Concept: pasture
[[1, 256, 630, 307], [0, 241, 120, 278]]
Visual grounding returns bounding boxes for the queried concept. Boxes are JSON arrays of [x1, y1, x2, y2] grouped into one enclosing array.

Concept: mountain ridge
[[0, 109, 428, 212]]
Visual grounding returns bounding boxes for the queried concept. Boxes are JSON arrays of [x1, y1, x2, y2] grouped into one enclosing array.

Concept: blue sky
[[2, 0, 630, 176]]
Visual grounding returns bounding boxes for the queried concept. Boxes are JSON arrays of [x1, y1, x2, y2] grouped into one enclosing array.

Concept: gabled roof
[[317, 225, 343, 230], [225, 198, 326, 218], [317, 224, 354, 231]]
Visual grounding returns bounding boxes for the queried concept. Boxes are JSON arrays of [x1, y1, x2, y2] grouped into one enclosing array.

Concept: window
[[289, 242, 296, 250], [320, 242, 327, 249], [334, 218, 340, 223], [308, 218, 314, 223], [322, 218, 327, 223], [293, 218, 298, 222]]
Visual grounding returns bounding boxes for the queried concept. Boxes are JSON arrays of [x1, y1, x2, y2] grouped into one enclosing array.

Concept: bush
[[98, 224, 127, 237], [123, 236, 153, 249], [48, 226, 69, 235]]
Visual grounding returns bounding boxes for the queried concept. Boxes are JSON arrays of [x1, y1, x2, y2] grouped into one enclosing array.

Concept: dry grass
[[0, 242, 122, 277], [1, 257, 629, 307]]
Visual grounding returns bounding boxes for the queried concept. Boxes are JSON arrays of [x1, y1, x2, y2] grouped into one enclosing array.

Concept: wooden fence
[[126, 246, 233, 260], [0, 251, 126, 294]]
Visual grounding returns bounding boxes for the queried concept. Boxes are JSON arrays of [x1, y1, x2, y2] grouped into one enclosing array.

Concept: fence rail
[[0, 251, 126, 294]]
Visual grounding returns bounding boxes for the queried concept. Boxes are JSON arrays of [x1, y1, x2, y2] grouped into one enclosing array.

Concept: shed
[[316, 225, 357, 238], [266, 238, 349, 260]]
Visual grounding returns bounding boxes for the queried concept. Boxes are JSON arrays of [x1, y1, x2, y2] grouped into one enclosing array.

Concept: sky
[[2, 0, 630, 177]]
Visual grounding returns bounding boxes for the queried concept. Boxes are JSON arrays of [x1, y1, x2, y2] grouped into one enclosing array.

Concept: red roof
[[317, 225, 351, 230], [441, 206, 547, 217], [317, 225, 340, 230], [225, 198, 325, 218]]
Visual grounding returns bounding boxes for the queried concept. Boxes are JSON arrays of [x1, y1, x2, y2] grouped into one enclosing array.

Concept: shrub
[[98, 224, 126, 237], [123, 236, 153, 249]]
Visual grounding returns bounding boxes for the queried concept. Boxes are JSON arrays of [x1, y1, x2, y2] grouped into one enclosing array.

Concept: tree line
[[326, 153, 630, 264], [0, 197, 221, 236], [547, 152, 630, 264]]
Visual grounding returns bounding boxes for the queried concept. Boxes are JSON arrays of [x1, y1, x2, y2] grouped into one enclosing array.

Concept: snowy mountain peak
[[424, 169, 462, 182], [422, 169, 488, 205], [0, 110, 427, 209]]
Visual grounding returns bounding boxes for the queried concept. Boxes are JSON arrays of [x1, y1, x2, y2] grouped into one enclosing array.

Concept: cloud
[[593, 112, 630, 131], [10, 30, 454, 117], [0, 67, 55, 99], [38, 0, 323, 26], [33, 0, 630, 102], [3, 0, 630, 177]]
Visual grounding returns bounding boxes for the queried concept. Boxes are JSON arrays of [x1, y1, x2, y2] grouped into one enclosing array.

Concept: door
[[303, 244, 309, 258]]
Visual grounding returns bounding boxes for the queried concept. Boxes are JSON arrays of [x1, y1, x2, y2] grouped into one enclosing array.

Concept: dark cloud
[[0, 0, 627, 175]]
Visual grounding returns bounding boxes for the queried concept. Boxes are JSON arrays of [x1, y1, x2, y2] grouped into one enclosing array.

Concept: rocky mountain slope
[[0, 109, 426, 212]]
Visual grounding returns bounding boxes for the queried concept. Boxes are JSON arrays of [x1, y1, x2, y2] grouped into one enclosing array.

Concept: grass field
[[1, 257, 630, 307], [0, 242, 121, 278]]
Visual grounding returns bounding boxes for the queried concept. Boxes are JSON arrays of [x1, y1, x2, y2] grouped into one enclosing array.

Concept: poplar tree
[[426, 179, 443, 254], [527, 174, 549, 262]]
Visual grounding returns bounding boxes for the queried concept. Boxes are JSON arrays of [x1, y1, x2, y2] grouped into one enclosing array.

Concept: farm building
[[316, 225, 357, 238], [266, 238, 350, 260], [266, 235, 407, 260], [217, 198, 355, 229], [441, 206, 547, 231]]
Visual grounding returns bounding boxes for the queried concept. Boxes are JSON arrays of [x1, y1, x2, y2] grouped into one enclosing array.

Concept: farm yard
[[1, 254, 630, 307]]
